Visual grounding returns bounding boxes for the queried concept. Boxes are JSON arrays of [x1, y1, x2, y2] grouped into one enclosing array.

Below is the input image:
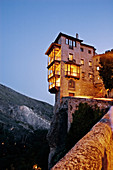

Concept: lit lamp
[[33, 164, 41, 170]]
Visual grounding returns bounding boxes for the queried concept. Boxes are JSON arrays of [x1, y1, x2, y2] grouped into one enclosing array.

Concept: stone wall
[[61, 97, 113, 131], [52, 107, 113, 170], [48, 97, 113, 169]]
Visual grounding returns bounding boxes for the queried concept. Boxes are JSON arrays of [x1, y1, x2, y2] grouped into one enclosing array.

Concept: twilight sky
[[0, 0, 113, 105]]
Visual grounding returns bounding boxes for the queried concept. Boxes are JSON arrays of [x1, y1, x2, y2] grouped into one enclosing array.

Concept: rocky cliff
[[0, 84, 53, 139], [47, 97, 113, 169], [0, 84, 53, 169]]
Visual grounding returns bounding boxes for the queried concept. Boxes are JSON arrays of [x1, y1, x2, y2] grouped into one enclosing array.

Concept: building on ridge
[[45, 32, 112, 108]]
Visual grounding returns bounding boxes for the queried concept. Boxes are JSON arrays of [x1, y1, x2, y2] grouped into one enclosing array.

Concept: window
[[69, 40, 73, 49], [88, 50, 91, 54], [69, 40, 72, 46], [97, 66, 99, 71], [69, 53, 73, 61], [80, 48, 84, 52], [68, 79, 75, 90], [66, 39, 68, 45], [82, 72, 85, 79], [66, 39, 76, 49], [89, 61, 92, 67], [69, 93, 75, 97], [58, 38, 61, 44], [71, 67, 73, 73], [73, 41, 76, 47], [89, 73, 93, 79], [81, 59, 84, 65]]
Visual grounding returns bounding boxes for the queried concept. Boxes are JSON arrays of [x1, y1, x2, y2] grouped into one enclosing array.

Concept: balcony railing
[[48, 58, 54, 66], [48, 71, 60, 80], [55, 56, 61, 61], [65, 71, 80, 79], [48, 72, 53, 79], [48, 57, 61, 67], [49, 83, 55, 90], [49, 81, 60, 94], [49, 82, 60, 89]]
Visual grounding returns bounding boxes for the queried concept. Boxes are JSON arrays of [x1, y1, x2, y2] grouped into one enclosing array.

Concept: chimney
[[76, 33, 79, 39]]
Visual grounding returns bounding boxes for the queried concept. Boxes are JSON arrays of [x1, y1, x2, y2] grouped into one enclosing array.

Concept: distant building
[[45, 32, 112, 106], [93, 50, 113, 98]]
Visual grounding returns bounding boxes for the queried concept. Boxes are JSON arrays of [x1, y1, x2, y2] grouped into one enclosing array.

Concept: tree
[[66, 103, 106, 150], [99, 52, 113, 92]]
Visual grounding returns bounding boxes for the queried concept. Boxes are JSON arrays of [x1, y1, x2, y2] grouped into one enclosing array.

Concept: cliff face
[[0, 84, 53, 139], [0, 84, 53, 169], [52, 107, 113, 170], [48, 97, 113, 169], [8, 105, 50, 130], [0, 84, 53, 120], [47, 107, 68, 168]]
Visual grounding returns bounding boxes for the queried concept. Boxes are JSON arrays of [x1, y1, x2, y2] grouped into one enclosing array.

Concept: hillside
[[0, 84, 53, 121], [0, 84, 53, 169]]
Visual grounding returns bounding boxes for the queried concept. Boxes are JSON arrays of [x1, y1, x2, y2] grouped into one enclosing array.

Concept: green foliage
[[99, 53, 113, 91], [66, 103, 107, 150], [0, 128, 49, 170]]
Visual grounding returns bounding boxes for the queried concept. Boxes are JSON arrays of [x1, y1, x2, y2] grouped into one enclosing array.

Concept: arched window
[[68, 79, 75, 90]]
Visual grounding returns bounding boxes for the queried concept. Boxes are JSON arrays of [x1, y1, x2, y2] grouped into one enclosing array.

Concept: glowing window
[[69, 93, 75, 97], [89, 73, 93, 79], [81, 59, 84, 65], [89, 61, 92, 67], [97, 66, 99, 71], [69, 54, 73, 61]]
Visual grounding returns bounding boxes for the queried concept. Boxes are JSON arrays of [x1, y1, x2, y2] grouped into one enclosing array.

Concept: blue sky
[[0, 0, 113, 105]]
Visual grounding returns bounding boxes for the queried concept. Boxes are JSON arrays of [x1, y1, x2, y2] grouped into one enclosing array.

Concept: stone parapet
[[61, 97, 113, 130], [52, 107, 113, 170]]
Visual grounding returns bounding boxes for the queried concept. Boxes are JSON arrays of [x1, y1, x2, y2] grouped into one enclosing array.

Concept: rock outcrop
[[47, 107, 68, 169], [0, 84, 53, 140], [52, 107, 113, 170], [9, 105, 50, 130], [0, 84, 53, 121]]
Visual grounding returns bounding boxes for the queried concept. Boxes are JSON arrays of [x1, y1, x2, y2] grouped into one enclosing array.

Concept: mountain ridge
[[0, 84, 53, 137], [0, 84, 53, 120]]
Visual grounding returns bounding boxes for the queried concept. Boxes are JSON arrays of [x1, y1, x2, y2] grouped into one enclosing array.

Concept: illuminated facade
[[45, 32, 105, 104], [46, 43, 61, 93], [93, 51, 113, 97]]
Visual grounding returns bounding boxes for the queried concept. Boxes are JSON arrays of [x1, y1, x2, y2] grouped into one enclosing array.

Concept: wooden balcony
[[65, 71, 80, 79], [49, 82, 60, 94], [48, 71, 60, 80], [47, 57, 61, 69]]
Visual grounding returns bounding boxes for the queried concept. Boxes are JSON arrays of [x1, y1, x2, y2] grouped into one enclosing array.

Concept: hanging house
[[45, 32, 110, 105]]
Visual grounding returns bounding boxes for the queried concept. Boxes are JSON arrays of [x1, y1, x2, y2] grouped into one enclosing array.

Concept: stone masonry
[[52, 107, 113, 170], [48, 97, 113, 169], [56, 97, 113, 131]]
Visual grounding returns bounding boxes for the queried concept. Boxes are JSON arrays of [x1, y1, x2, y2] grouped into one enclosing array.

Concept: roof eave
[[54, 32, 83, 43], [45, 43, 61, 55]]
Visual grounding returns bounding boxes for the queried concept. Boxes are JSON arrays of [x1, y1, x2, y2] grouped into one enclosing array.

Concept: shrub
[[66, 103, 107, 150]]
